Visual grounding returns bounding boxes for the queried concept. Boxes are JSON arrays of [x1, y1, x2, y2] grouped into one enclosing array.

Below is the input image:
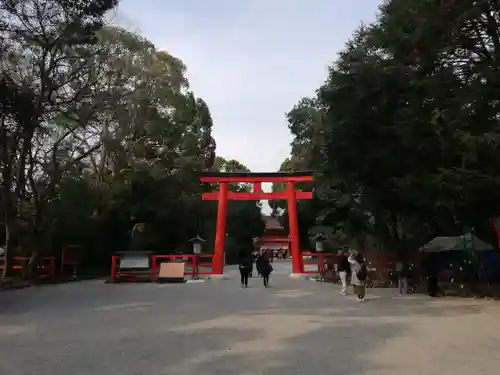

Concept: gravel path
[[1, 261, 500, 375]]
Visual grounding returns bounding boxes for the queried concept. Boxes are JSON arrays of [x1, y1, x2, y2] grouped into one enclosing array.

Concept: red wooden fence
[[110, 254, 214, 282], [0, 256, 56, 280]]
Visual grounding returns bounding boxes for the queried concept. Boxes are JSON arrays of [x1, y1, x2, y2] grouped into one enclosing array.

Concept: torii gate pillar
[[287, 181, 304, 274], [212, 182, 228, 274]]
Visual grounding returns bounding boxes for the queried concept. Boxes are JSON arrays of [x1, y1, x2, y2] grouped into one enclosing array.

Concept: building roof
[[263, 215, 284, 230], [419, 235, 493, 252]]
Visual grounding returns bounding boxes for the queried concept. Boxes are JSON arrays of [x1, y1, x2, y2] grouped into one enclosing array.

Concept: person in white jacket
[[337, 250, 350, 295], [348, 251, 367, 302]]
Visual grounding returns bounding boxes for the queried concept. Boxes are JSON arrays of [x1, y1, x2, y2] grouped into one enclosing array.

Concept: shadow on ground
[[161, 313, 404, 375], [1, 274, 500, 375]]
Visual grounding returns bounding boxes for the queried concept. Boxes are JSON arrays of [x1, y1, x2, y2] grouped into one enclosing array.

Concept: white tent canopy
[[419, 235, 493, 252]]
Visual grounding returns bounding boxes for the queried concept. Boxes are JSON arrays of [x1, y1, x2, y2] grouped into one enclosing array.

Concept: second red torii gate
[[200, 171, 314, 275]]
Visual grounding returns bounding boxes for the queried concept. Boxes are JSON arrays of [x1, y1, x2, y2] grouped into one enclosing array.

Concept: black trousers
[[262, 274, 270, 287], [240, 268, 249, 286], [428, 277, 439, 297]]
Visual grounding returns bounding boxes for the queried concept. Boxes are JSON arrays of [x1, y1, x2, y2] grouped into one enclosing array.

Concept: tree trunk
[[1, 220, 11, 280]]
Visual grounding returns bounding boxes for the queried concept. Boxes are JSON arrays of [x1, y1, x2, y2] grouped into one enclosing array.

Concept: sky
[[116, 0, 383, 213]]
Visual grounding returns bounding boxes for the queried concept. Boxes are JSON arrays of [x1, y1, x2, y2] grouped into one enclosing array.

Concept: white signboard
[[120, 254, 149, 269]]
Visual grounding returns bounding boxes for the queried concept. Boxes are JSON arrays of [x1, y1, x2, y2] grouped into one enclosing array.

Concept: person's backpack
[[357, 263, 368, 281]]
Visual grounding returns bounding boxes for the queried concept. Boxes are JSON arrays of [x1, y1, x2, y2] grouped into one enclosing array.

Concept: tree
[[375, 0, 500, 229], [0, 2, 222, 278], [284, 0, 500, 258], [270, 99, 330, 249], [0, 0, 118, 277], [270, 156, 302, 214]]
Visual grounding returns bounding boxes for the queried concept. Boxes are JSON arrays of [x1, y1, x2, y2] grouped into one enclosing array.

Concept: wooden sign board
[[158, 262, 185, 282]]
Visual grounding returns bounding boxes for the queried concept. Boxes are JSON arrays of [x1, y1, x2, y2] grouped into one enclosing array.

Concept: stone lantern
[[312, 233, 326, 252], [189, 235, 206, 254]]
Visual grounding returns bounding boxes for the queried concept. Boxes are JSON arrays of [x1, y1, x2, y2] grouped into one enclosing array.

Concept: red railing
[[151, 254, 214, 281], [0, 256, 56, 280], [110, 255, 120, 282], [61, 247, 81, 279], [196, 254, 215, 275], [110, 254, 214, 282], [301, 252, 337, 274], [300, 251, 422, 284]]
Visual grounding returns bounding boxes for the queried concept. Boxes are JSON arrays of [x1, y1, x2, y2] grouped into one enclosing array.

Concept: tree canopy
[[280, 0, 500, 254], [0, 0, 263, 276]]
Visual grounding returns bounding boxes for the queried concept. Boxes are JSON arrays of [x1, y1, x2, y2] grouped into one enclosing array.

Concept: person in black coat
[[255, 253, 263, 276], [256, 253, 273, 287], [423, 254, 440, 297], [238, 254, 253, 288]]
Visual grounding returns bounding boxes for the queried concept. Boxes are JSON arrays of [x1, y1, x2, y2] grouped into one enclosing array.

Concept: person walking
[[337, 250, 351, 295], [238, 253, 252, 288], [349, 251, 368, 302], [257, 253, 273, 287], [256, 253, 263, 277], [424, 254, 440, 297], [395, 257, 409, 294]]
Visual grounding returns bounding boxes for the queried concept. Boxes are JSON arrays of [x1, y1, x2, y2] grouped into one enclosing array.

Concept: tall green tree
[[284, 0, 500, 256], [0, 3, 222, 277], [0, 0, 119, 277]]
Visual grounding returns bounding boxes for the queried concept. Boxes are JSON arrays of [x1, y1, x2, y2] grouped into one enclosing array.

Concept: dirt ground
[[1, 261, 500, 375]]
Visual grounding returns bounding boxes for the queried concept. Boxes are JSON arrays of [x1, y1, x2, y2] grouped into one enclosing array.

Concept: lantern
[[312, 233, 326, 252], [189, 235, 206, 254]]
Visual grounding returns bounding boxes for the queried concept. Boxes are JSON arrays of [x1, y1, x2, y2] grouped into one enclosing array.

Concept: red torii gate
[[200, 171, 313, 275]]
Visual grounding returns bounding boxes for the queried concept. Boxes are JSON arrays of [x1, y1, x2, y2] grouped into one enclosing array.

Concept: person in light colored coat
[[348, 252, 366, 302], [337, 250, 350, 295]]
